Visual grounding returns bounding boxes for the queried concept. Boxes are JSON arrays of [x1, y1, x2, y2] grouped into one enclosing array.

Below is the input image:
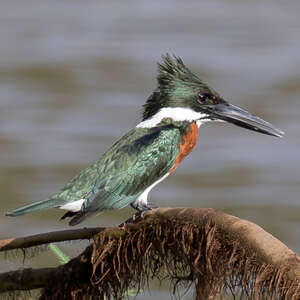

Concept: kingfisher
[[6, 55, 284, 226]]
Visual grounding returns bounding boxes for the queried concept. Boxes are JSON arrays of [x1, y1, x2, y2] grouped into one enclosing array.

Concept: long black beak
[[208, 102, 284, 138]]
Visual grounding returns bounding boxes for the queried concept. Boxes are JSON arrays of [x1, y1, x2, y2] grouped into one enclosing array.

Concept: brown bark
[[0, 267, 56, 292], [0, 227, 104, 251]]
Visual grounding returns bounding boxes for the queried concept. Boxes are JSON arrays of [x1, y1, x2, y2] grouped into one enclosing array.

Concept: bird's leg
[[130, 201, 157, 220], [130, 201, 157, 212]]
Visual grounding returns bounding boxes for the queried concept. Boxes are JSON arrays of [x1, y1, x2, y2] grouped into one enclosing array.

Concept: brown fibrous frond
[[38, 208, 300, 300]]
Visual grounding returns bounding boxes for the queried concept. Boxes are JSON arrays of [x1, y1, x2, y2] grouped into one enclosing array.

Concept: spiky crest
[[157, 54, 202, 88], [142, 54, 213, 121]]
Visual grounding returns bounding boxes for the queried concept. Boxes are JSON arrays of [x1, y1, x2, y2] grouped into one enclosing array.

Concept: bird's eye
[[198, 93, 211, 104]]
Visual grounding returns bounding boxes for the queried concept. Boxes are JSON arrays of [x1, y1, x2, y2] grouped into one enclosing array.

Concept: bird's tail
[[5, 198, 63, 217]]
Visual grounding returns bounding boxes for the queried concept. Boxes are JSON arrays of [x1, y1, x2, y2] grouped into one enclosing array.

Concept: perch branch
[[0, 267, 57, 292], [0, 208, 299, 299], [0, 227, 105, 251]]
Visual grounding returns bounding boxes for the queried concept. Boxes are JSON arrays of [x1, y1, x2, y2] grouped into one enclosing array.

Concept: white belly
[[136, 173, 169, 205]]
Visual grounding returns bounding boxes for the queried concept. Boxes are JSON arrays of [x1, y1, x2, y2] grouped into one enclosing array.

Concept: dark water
[[1, 1, 300, 298]]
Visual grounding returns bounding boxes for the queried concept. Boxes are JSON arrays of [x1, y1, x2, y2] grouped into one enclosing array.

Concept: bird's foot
[[130, 202, 158, 221], [132, 212, 142, 221], [132, 210, 149, 221], [130, 201, 157, 212]]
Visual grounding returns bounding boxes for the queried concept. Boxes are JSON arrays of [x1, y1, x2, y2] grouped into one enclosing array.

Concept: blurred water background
[[0, 1, 300, 299]]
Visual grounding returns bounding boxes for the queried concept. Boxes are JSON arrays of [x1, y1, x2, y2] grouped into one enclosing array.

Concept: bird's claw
[[130, 201, 158, 221], [132, 208, 153, 221], [132, 212, 141, 221]]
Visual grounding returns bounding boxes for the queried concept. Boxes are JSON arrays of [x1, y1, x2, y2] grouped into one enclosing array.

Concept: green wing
[[54, 124, 181, 212]]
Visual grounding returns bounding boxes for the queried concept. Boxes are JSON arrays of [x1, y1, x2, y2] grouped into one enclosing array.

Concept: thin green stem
[[49, 243, 70, 264]]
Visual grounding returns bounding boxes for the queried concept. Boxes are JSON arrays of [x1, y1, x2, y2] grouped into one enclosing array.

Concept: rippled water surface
[[1, 1, 300, 298]]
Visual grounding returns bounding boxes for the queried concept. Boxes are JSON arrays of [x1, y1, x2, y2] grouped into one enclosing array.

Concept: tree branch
[[0, 208, 299, 299], [0, 227, 105, 251], [0, 267, 57, 292]]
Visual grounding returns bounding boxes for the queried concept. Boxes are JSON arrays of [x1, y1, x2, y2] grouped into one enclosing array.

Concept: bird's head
[[140, 54, 284, 137]]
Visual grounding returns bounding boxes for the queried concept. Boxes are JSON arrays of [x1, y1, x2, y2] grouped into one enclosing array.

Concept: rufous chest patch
[[169, 122, 199, 173]]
